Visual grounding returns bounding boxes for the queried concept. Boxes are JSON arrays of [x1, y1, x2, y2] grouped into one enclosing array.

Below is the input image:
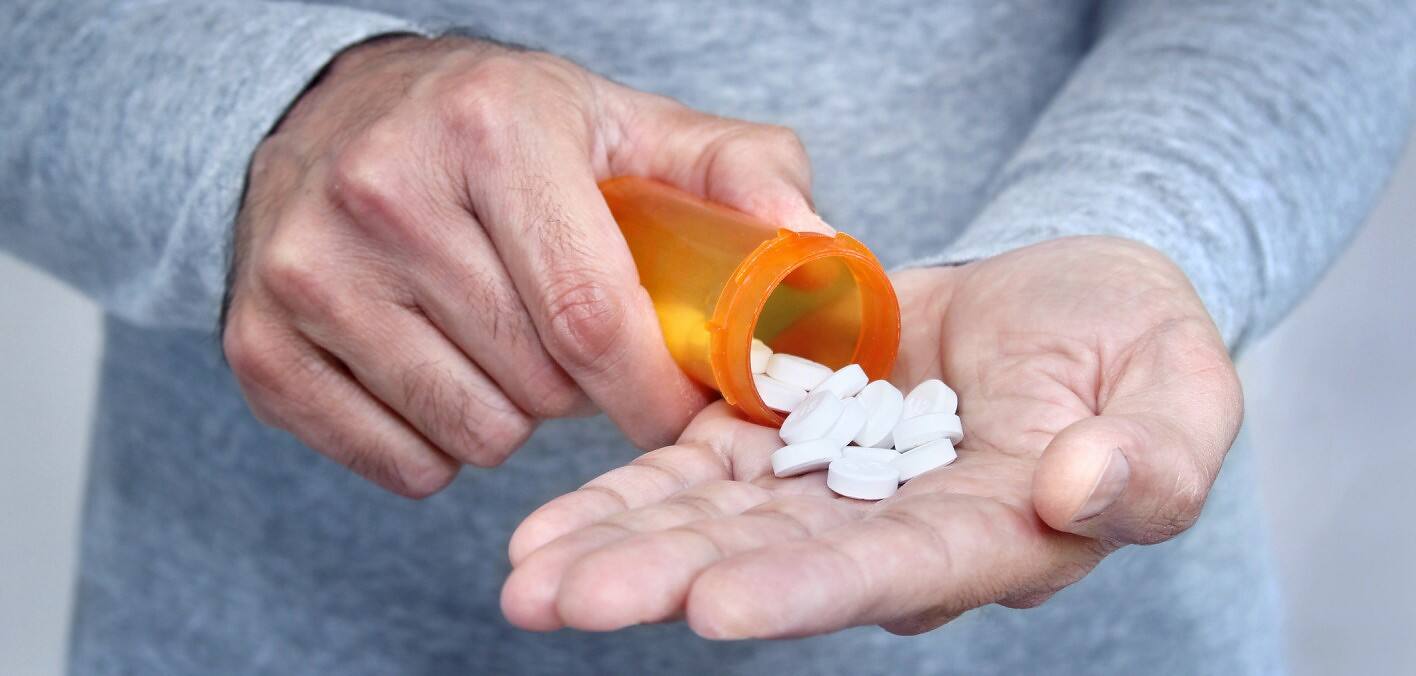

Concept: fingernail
[[1072, 447, 1130, 523]]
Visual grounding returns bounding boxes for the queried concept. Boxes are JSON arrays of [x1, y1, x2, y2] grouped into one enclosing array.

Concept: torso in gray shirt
[[49, 0, 1361, 672], [58, 2, 1297, 671]]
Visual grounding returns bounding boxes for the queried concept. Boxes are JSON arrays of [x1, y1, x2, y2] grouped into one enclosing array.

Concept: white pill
[[811, 364, 869, 399], [825, 397, 867, 447], [754, 373, 807, 412], [750, 338, 772, 374], [853, 380, 904, 448], [903, 379, 958, 417], [893, 438, 957, 482], [826, 457, 899, 500], [843, 445, 901, 465], [772, 438, 843, 478], [893, 412, 964, 451], [779, 391, 845, 445], [765, 353, 834, 390]]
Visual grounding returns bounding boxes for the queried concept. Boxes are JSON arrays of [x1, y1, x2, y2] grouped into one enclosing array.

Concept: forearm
[[922, 0, 1416, 349], [0, 1, 422, 329]]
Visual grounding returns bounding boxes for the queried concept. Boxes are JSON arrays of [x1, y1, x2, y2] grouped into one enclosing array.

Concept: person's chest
[[329, 0, 1095, 262]]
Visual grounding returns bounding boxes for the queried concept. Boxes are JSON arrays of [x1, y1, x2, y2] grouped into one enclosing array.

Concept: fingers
[[314, 102, 593, 425], [501, 479, 775, 631], [1031, 317, 1243, 545], [465, 124, 710, 450], [608, 89, 832, 234], [507, 441, 734, 565], [507, 448, 1100, 639], [554, 495, 855, 631], [403, 209, 593, 421], [507, 401, 780, 563], [682, 491, 1104, 639], [223, 310, 459, 498], [290, 291, 535, 468]]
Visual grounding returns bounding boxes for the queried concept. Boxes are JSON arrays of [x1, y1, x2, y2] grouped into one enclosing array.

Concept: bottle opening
[[754, 256, 863, 370], [710, 230, 900, 426]]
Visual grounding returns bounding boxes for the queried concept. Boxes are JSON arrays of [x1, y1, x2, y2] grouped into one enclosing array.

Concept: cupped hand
[[500, 236, 1242, 638], [222, 35, 826, 497]]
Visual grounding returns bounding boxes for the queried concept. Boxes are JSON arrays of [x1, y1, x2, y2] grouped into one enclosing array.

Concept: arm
[[500, 0, 1416, 637], [0, 0, 420, 329], [929, 0, 1416, 349], [5, 2, 829, 494]]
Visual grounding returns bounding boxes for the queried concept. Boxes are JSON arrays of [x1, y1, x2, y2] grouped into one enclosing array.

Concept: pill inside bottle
[[600, 177, 901, 426]]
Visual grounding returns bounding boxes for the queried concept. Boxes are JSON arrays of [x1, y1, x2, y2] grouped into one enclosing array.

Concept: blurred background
[[3, 138, 1413, 675]]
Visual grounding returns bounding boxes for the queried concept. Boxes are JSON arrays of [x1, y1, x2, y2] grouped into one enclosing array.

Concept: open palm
[[500, 236, 1242, 638]]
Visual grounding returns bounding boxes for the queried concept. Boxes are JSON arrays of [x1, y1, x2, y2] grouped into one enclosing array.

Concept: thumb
[[605, 87, 832, 235], [1031, 318, 1243, 545]]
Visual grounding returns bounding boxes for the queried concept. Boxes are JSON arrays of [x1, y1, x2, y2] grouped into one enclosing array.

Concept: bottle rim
[[708, 229, 901, 426]]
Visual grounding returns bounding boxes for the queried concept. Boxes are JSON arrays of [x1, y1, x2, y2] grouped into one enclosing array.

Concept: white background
[[3, 140, 1413, 675]]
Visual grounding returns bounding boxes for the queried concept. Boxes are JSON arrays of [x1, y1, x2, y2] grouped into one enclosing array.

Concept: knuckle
[[401, 363, 533, 466], [517, 364, 586, 419], [463, 271, 529, 339], [256, 232, 352, 325], [1143, 462, 1211, 544], [758, 124, 808, 158], [326, 125, 407, 223], [258, 231, 319, 297], [436, 57, 530, 138], [342, 440, 457, 500], [388, 455, 459, 499], [223, 311, 287, 397], [248, 135, 297, 185], [539, 276, 628, 372]]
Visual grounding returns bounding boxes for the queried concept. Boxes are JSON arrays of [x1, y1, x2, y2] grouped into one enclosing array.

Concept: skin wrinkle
[[627, 454, 698, 495], [741, 499, 842, 540], [577, 484, 632, 512], [681, 422, 745, 482], [788, 534, 875, 635]]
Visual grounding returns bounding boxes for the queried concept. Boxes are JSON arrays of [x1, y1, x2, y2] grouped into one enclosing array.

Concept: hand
[[222, 36, 826, 497], [500, 236, 1242, 637]]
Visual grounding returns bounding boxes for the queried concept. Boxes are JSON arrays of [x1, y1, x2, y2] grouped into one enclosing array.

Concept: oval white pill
[[843, 445, 901, 465], [779, 391, 845, 445], [750, 338, 772, 374], [825, 397, 867, 447], [853, 380, 903, 448], [772, 438, 843, 477], [765, 353, 834, 390], [893, 412, 964, 451], [893, 438, 957, 481], [826, 457, 899, 500], [754, 373, 808, 412], [812, 364, 869, 399], [903, 379, 958, 417]]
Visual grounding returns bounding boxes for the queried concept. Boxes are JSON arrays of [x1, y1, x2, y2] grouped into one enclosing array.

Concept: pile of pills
[[751, 339, 961, 501]]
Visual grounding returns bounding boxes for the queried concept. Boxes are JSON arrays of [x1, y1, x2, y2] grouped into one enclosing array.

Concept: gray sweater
[[4, 1, 1414, 673]]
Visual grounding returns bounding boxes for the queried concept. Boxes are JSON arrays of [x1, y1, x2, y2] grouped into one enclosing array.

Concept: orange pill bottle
[[600, 177, 901, 426]]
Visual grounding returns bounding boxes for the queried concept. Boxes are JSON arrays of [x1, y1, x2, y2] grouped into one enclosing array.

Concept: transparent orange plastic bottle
[[600, 177, 901, 426]]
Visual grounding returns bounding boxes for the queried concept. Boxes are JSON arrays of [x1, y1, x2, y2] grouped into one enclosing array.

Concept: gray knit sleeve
[[914, 0, 1416, 349], [0, 1, 425, 329]]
